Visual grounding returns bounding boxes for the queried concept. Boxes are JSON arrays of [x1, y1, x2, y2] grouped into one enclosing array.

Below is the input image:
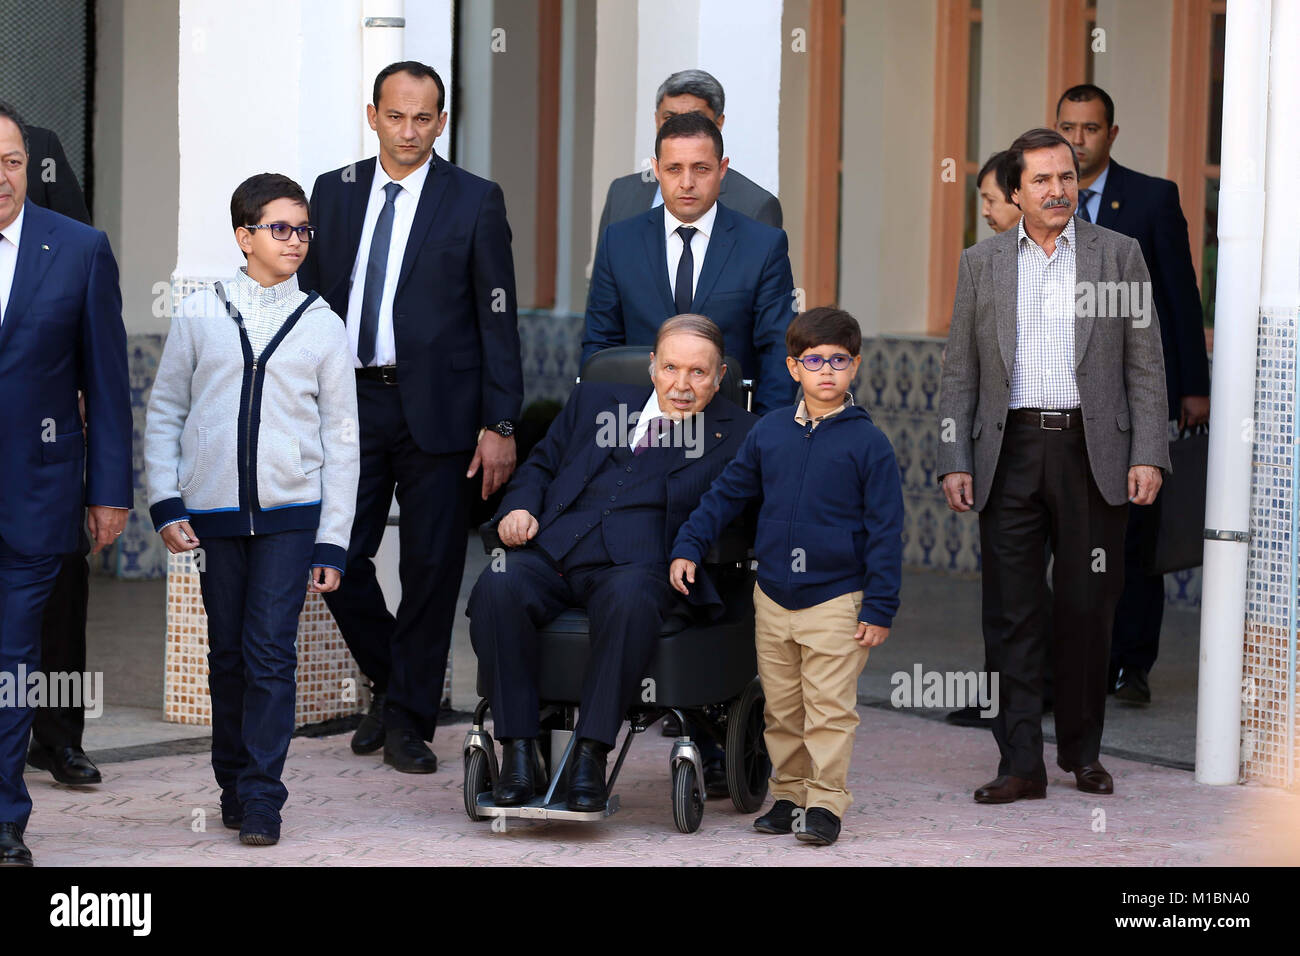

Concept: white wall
[[94, 0, 180, 336], [1092, 0, 1172, 177]]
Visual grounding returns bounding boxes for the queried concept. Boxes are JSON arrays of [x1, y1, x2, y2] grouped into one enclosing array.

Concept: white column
[[1195, 0, 1272, 786], [360, 0, 406, 150]]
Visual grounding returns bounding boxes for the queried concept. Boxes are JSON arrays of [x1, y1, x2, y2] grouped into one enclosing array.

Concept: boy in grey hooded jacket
[[145, 173, 359, 846]]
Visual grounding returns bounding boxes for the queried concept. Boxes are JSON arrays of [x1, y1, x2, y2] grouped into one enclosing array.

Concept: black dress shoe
[[795, 807, 842, 846], [493, 738, 537, 806], [351, 690, 386, 754], [238, 811, 280, 846], [1114, 667, 1151, 705], [973, 774, 1047, 804], [945, 706, 991, 728], [753, 799, 801, 834], [27, 744, 102, 785], [566, 738, 610, 812], [0, 822, 32, 866], [661, 713, 683, 737], [1058, 760, 1114, 794], [383, 728, 438, 774]]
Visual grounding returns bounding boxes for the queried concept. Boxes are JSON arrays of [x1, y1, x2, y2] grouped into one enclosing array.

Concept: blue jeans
[[198, 530, 314, 821]]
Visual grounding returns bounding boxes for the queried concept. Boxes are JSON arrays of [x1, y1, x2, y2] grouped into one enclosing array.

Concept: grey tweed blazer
[[936, 219, 1171, 511]]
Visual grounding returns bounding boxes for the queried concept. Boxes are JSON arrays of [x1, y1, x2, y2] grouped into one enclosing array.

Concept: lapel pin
[[715, 432, 722, 439], [41, 243, 50, 250], [1110, 201, 1120, 210]]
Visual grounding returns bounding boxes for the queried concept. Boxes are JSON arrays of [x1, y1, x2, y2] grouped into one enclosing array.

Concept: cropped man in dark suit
[[469, 316, 755, 812], [0, 103, 132, 866], [597, 69, 781, 234], [298, 62, 523, 773], [18, 124, 102, 787], [1057, 84, 1211, 705], [584, 112, 796, 413], [937, 128, 1169, 804]]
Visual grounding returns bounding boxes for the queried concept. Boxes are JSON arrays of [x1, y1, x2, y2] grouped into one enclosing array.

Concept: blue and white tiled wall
[[104, 313, 1201, 609]]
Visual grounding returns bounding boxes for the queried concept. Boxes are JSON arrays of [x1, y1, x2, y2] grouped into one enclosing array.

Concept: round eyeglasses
[[795, 353, 854, 371], [244, 223, 316, 242]]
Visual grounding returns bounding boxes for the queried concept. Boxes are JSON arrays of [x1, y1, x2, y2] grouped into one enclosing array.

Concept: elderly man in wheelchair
[[464, 314, 770, 831]]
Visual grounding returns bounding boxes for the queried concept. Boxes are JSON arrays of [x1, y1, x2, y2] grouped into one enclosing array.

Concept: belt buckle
[[380, 366, 398, 386], [1039, 410, 1065, 431]]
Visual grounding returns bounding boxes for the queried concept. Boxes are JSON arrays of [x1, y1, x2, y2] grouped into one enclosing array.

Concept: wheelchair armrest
[[478, 520, 505, 554]]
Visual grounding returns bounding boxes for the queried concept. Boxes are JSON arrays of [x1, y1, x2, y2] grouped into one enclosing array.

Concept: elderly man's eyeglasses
[[795, 353, 854, 371], [245, 223, 316, 242]]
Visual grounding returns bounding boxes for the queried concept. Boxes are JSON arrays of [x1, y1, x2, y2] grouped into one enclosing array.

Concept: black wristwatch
[[486, 420, 516, 438]]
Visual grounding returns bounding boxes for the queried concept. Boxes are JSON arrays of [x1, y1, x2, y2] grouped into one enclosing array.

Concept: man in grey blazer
[[596, 69, 781, 235], [937, 128, 1169, 805]]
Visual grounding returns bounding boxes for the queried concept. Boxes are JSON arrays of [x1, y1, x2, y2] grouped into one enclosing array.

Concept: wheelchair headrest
[[579, 346, 748, 410]]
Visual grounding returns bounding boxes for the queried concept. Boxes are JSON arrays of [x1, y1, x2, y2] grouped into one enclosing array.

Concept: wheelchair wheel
[[671, 760, 705, 833], [725, 677, 771, 813], [464, 748, 491, 821]]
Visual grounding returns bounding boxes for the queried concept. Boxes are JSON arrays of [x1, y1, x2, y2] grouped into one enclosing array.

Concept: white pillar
[[1194, 0, 1272, 786], [360, 0, 406, 150]]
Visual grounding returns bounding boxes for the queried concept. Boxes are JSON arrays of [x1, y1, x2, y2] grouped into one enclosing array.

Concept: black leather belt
[[357, 365, 398, 385], [1009, 408, 1081, 430]]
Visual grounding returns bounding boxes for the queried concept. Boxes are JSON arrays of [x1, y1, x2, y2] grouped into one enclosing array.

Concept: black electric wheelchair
[[462, 347, 770, 833]]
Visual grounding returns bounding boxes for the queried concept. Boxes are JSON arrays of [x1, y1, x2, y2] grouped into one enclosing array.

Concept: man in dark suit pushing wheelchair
[[467, 315, 755, 814]]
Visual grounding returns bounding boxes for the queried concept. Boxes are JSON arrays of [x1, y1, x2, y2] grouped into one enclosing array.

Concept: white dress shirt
[[0, 205, 24, 324], [628, 388, 669, 451], [1009, 216, 1081, 410], [664, 202, 717, 307], [346, 155, 433, 367]]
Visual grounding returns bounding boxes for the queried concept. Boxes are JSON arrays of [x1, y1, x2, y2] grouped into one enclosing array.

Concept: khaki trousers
[[753, 583, 871, 818]]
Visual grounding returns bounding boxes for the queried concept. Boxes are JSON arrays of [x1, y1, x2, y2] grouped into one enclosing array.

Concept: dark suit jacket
[[0, 201, 132, 555], [582, 202, 796, 413], [597, 165, 782, 234], [26, 126, 91, 226], [298, 152, 524, 454], [495, 383, 756, 611], [936, 220, 1171, 511], [1095, 161, 1210, 417]]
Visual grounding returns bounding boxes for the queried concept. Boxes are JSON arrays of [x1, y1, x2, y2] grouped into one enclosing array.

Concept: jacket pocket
[[1116, 410, 1131, 432], [178, 426, 209, 494], [41, 430, 85, 464], [256, 426, 316, 508]]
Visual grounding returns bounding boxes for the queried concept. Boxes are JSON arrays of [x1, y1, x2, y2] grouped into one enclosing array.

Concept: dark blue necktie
[[674, 226, 697, 316], [1077, 188, 1095, 223], [633, 416, 673, 456], [357, 181, 402, 367]]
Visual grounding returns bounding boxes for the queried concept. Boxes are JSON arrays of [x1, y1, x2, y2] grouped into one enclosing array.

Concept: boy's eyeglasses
[[795, 353, 854, 371], [245, 223, 316, 242]]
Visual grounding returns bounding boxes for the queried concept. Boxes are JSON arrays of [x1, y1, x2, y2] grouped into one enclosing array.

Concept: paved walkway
[[24, 708, 1297, 866]]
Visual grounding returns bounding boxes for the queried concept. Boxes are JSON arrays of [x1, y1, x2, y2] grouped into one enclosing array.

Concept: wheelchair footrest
[[473, 793, 620, 821]]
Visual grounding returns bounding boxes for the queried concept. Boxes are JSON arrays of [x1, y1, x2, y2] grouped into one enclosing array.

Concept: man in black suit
[[20, 124, 100, 786], [596, 69, 781, 234], [1057, 84, 1212, 705], [299, 61, 524, 773], [469, 315, 754, 811]]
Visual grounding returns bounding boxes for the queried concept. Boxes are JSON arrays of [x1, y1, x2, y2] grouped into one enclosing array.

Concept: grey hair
[[655, 70, 725, 117], [650, 313, 727, 386]]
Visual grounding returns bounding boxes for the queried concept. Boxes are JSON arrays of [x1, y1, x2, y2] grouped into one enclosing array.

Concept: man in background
[[1057, 84, 1211, 706], [596, 69, 781, 235]]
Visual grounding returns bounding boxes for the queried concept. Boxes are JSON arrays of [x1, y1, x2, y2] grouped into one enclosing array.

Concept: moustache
[[1043, 196, 1072, 210]]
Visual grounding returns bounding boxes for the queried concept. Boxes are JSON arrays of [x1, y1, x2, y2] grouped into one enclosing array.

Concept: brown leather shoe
[[973, 774, 1047, 804], [1059, 760, 1114, 794]]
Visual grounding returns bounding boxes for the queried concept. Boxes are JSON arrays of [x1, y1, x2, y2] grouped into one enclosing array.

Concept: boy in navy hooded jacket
[[671, 307, 903, 846]]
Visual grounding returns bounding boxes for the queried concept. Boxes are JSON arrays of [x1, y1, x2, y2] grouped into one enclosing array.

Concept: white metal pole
[[361, 0, 407, 155], [1195, 0, 1272, 785]]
